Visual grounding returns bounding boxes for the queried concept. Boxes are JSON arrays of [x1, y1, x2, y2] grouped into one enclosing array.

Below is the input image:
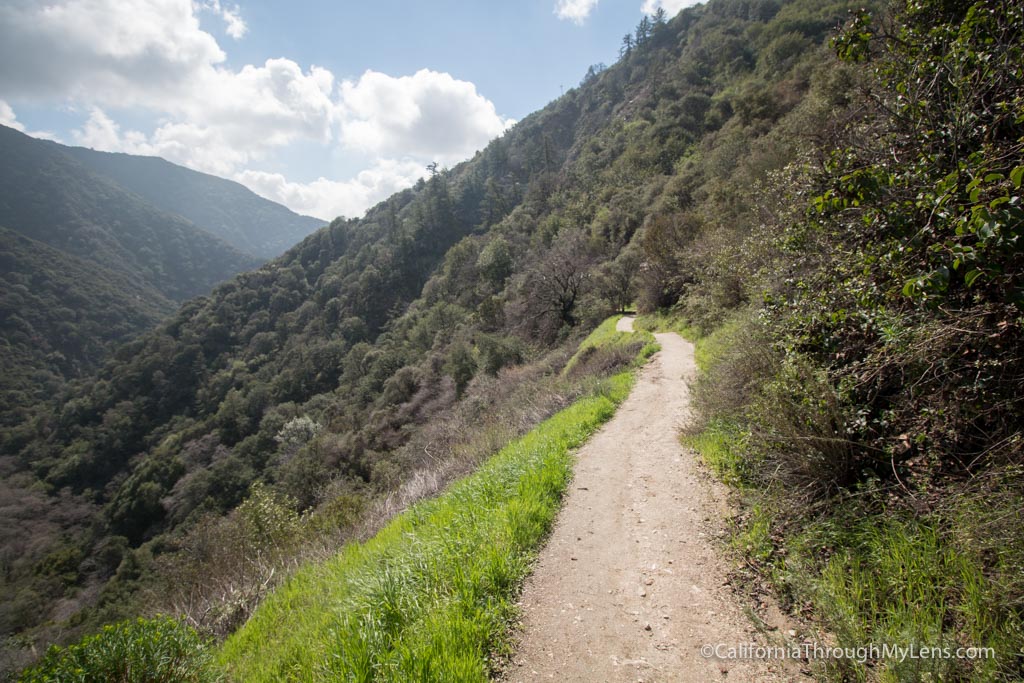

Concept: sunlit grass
[[563, 315, 658, 375], [685, 419, 749, 488], [633, 312, 702, 344], [19, 616, 217, 683]]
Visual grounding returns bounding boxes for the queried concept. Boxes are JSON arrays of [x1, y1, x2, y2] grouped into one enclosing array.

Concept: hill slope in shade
[[63, 146, 325, 259], [0, 125, 261, 302], [0, 226, 176, 426]]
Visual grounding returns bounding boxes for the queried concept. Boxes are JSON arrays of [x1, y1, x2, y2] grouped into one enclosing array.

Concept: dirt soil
[[501, 318, 802, 682]]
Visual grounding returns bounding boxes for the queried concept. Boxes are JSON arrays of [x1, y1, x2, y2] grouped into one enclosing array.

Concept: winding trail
[[502, 318, 796, 682]]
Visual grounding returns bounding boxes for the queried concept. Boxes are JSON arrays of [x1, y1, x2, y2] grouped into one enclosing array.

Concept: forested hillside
[[0, 227, 174, 427], [0, 125, 264, 437], [0, 126, 261, 303], [5, 0, 1023, 680], [63, 146, 324, 259]]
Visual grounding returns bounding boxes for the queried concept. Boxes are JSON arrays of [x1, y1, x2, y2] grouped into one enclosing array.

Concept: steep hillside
[[3, 0, 880, 674], [0, 227, 175, 427], [63, 146, 325, 259], [0, 125, 260, 302], [636, 1, 1024, 680]]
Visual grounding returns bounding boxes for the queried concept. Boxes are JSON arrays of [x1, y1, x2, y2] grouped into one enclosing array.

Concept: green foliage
[[789, 0, 1024, 480], [445, 341, 478, 398], [678, 2, 1024, 680], [0, 227, 173, 429], [19, 616, 217, 683]]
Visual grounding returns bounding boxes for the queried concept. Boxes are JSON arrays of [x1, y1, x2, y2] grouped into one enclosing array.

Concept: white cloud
[[62, 50, 340, 176], [73, 107, 251, 176], [641, 0, 702, 16], [1, 0, 511, 218], [338, 69, 513, 164], [0, 100, 24, 131], [555, 0, 599, 24], [235, 160, 427, 221], [196, 0, 248, 39], [0, 0, 225, 103], [222, 7, 247, 38]]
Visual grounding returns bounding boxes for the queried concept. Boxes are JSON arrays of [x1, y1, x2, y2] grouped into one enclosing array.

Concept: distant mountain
[[63, 146, 325, 259], [0, 226, 175, 426], [0, 125, 261, 302], [0, 124, 265, 427]]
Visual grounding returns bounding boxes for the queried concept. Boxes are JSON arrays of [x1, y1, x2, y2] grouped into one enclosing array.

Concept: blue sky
[[0, 0, 699, 220]]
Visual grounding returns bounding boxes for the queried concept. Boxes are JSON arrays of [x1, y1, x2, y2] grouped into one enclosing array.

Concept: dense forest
[[3, 0, 1022, 680], [0, 227, 175, 428]]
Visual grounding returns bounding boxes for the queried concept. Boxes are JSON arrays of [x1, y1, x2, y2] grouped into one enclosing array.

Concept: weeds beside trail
[[646, 310, 1024, 682], [215, 323, 654, 682]]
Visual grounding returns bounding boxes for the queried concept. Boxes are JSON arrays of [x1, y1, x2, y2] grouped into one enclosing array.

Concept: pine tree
[[635, 16, 652, 45], [620, 33, 634, 58]]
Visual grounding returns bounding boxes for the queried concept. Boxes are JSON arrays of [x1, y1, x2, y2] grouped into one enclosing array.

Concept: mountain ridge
[[61, 145, 325, 259], [0, 124, 261, 302]]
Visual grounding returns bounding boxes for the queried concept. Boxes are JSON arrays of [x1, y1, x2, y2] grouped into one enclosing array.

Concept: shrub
[[19, 616, 216, 683]]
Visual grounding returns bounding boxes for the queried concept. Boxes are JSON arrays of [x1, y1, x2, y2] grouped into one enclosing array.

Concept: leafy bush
[[679, 2, 1024, 679], [154, 483, 308, 638], [19, 616, 217, 683]]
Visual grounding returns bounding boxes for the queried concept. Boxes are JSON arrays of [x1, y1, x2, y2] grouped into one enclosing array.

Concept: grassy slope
[[563, 315, 659, 375], [216, 323, 655, 681]]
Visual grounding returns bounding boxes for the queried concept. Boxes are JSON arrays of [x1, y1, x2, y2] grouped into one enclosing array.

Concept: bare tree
[[516, 230, 594, 340]]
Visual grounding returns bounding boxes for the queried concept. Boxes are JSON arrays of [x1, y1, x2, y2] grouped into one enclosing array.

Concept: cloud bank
[[0, 0, 512, 220]]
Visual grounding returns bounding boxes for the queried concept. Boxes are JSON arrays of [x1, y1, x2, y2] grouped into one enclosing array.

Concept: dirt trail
[[502, 318, 797, 682]]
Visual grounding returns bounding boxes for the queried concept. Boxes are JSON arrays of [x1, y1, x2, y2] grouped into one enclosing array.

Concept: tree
[[477, 237, 513, 287], [596, 248, 640, 313], [581, 63, 607, 86], [620, 33, 634, 58], [635, 16, 652, 46], [518, 230, 594, 339], [274, 416, 322, 462], [445, 341, 477, 398]]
